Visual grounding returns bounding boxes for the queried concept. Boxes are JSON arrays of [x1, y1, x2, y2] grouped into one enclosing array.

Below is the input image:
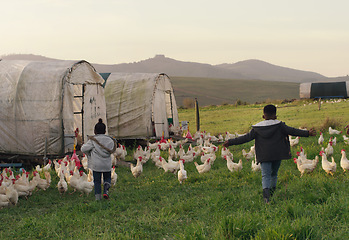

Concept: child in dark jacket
[[223, 104, 316, 203]]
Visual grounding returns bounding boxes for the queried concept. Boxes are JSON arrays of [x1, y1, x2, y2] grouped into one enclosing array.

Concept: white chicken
[[343, 135, 349, 145], [242, 145, 255, 161], [111, 166, 118, 186], [318, 132, 324, 145], [57, 170, 68, 195], [294, 157, 318, 177], [329, 136, 337, 146], [296, 152, 319, 166], [177, 159, 188, 184], [168, 145, 178, 159], [200, 152, 216, 164], [69, 170, 94, 196], [177, 144, 185, 158], [225, 131, 236, 141], [340, 149, 349, 172], [324, 141, 334, 157], [221, 146, 234, 159], [133, 145, 145, 160], [194, 158, 211, 174], [114, 143, 127, 161], [0, 192, 10, 208], [180, 152, 197, 163], [150, 145, 161, 160], [148, 141, 160, 150], [202, 145, 218, 154], [130, 156, 143, 178], [42, 160, 52, 172], [289, 136, 300, 147], [32, 171, 51, 191], [320, 151, 336, 176], [6, 179, 18, 206], [81, 154, 89, 170], [224, 155, 243, 172], [329, 126, 341, 135], [13, 173, 33, 199], [153, 156, 164, 169], [160, 157, 180, 174], [251, 159, 261, 172]]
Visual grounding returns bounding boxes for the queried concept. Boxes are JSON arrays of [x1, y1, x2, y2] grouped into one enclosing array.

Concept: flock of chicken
[[128, 131, 259, 185], [292, 126, 349, 176], [1, 124, 348, 209], [0, 149, 118, 209]]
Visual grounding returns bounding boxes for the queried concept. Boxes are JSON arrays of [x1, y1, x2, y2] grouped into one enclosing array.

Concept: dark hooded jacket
[[226, 120, 309, 163]]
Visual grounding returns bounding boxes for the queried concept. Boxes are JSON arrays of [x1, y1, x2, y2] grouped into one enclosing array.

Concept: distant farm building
[[300, 81, 349, 99], [102, 73, 179, 139], [0, 60, 106, 157]]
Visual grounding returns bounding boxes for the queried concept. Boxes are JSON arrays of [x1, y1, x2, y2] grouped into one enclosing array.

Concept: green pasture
[[171, 76, 299, 107], [1, 99, 349, 239]]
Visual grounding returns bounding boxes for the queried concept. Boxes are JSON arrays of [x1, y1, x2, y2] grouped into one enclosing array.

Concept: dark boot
[[263, 188, 270, 203], [270, 187, 276, 197], [103, 182, 111, 199]]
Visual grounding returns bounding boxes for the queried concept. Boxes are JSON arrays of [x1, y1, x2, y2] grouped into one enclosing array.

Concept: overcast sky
[[2, 0, 348, 77]]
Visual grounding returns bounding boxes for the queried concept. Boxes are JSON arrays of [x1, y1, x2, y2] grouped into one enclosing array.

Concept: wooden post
[[318, 98, 321, 110], [195, 98, 200, 132]]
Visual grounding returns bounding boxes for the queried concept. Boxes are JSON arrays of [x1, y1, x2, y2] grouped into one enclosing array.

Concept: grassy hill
[[1, 99, 349, 239], [171, 76, 300, 107]]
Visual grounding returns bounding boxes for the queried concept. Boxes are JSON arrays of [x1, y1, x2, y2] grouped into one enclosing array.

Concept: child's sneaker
[[103, 193, 109, 200]]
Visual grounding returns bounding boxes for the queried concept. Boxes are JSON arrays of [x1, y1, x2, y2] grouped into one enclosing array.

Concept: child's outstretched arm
[[223, 130, 255, 147]]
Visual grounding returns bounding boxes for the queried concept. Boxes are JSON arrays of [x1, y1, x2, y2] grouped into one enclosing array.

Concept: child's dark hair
[[263, 104, 277, 118], [94, 118, 106, 134]]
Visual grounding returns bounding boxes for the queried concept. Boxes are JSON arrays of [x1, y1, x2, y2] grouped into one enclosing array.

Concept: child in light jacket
[[81, 119, 116, 200]]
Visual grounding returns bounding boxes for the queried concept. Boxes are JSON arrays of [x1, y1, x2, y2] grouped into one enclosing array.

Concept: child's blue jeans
[[93, 171, 111, 195], [260, 160, 281, 189]]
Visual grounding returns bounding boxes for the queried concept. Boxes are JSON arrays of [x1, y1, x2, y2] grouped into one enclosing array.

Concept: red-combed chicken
[[324, 141, 334, 157], [194, 158, 211, 174], [68, 170, 94, 196], [329, 127, 341, 135], [177, 159, 187, 184], [320, 151, 336, 176], [130, 156, 143, 178], [160, 156, 180, 174], [114, 143, 127, 162], [200, 152, 216, 164], [221, 146, 234, 159], [294, 157, 318, 177], [318, 132, 324, 145], [32, 171, 51, 191], [13, 173, 33, 199], [242, 145, 255, 161], [224, 155, 242, 172], [133, 145, 145, 160], [340, 149, 349, 172]]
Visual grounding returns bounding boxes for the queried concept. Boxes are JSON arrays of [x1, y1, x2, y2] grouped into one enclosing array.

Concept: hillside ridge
[[1, 53, 339, 83]]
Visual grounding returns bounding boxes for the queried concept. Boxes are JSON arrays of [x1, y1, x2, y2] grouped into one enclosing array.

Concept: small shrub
[[183, 98, 195, 109], [320, 117, 341, 131]]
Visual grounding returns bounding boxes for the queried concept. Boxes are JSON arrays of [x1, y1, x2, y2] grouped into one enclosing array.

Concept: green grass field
[[171, 76, 300, 107], [1, 99, 349, 239]]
